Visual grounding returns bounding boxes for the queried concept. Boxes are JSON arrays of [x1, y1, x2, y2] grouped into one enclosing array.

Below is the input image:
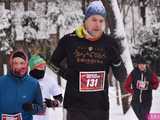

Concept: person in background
[[29, 55, 63, 120], [0, 50, 44, 120], [124, 55, 159, 120], [50, 1, 127, 120]]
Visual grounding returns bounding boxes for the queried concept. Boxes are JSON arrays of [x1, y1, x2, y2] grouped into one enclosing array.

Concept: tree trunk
[[115, 81, 120, 105], [139, 0, 147, 25], [108, 67, 113, 86], [5, 0, 11, 9], [24, 0, 28, 11], [101, 0, 133, 114], [82, 0, 86, 14], [131, 3, 135, 43], [45, 0, 48, 15], [101, 0, 116, 34]]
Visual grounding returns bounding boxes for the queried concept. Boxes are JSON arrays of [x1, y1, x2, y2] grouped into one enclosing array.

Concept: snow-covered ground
[[45, 67, 160, 120], [2, 60, 160, 120], [2, 64, 160, 120]]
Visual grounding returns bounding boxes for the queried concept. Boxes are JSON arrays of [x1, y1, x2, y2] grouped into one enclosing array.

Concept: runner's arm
[[151, 72, 159, 89], [124, 73, 134, 94], [50, 37, 68, 79], [31, 82, 45, 114]]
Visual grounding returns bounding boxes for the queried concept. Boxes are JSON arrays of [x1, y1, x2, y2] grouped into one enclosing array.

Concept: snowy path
[[2, 65, 160, 120]]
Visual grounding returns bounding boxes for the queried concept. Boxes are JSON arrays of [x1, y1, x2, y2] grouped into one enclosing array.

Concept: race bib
[[2, 113, 22, 120], [79, 71, 105, 92], [136, 80, 149, 90]]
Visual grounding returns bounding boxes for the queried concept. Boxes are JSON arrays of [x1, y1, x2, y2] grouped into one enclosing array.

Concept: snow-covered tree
[[101, 0, 133, 114], [0, 9, 15, 53], [134, 23, 160, 74], [21, 10, 39, 43]]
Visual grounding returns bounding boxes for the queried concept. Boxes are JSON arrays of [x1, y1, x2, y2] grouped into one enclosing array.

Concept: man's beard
[[12, 67, 27, 78]]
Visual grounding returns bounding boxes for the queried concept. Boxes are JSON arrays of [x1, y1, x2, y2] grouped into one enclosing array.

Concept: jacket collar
[[7, 72, 28, 82]]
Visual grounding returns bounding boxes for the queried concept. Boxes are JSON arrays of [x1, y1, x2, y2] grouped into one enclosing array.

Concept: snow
[[2, 63, 160, 120], [0, 1, 83, 42], [0, 10, 12, 30], [110, 0, 133, 74]]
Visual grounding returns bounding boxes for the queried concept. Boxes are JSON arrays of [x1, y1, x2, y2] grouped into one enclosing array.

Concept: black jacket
[[125, 67, 159, 103], [50, 32, 127, 111]]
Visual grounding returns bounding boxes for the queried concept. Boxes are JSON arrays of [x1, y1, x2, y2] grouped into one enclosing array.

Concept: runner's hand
[[44, 98, 53, 107], [44, 98, 59, 108], [22, 102, 33, 111]]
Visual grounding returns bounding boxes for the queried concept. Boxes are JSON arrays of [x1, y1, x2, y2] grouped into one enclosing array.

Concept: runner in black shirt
[[51, 1, 127, 120]]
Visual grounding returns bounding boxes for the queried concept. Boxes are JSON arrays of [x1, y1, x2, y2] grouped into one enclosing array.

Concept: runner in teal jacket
[[0, 50, 44, 120]]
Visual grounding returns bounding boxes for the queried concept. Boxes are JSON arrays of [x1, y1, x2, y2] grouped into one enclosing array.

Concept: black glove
[[44, 98, 59, 108], [22, 102, 33, 112], [52, 100, 59, 107]]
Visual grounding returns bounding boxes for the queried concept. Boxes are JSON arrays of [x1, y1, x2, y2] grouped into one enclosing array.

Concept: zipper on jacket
[[139, 73, 143, 103]]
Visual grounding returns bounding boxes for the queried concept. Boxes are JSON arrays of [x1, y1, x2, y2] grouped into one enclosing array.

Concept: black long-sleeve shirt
[[50, 32, 127, 111]]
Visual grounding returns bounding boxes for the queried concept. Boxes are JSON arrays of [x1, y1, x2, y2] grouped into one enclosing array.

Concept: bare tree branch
[[101, 0, 116, 34]]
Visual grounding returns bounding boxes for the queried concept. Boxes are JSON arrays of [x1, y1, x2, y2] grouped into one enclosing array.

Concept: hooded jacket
[[125, 67, 159, 103], [0, 50, 43, 120]]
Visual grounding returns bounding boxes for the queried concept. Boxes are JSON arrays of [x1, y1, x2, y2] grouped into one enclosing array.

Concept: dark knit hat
[[9, 50, 28, 78], [85, 1, 106, 20], [12, 51, 26, 60], [136, 56, 146, 64]]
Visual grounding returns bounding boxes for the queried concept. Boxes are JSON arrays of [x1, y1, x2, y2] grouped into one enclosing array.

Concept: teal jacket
[[0, 73, 43, 120]]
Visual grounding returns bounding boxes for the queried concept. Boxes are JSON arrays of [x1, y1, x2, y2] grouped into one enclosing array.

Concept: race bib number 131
[[79, 71, 105, 92]]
